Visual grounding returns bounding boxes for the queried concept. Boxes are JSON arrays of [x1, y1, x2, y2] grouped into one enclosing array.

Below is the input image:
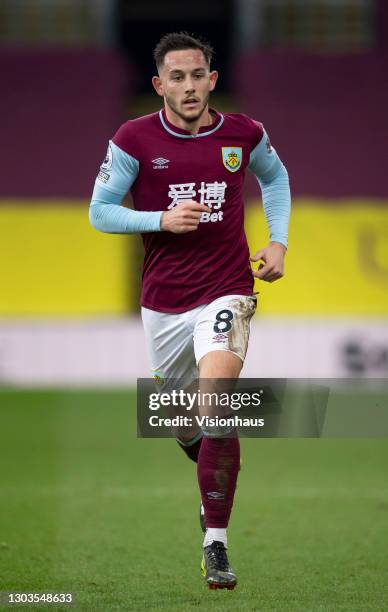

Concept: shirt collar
[[159, 108, 224, 138]]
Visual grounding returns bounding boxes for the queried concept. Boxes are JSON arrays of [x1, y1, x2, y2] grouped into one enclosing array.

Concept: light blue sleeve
[[89, 140, 162, 234], [248, 128, 291, 248]]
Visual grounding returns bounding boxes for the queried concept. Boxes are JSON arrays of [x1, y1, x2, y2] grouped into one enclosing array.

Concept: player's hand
[[250, 242, 286, 282], [160, 200, 210, 234]]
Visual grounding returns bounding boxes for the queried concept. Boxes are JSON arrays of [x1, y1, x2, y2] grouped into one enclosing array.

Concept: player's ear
[[209, 70, 218, 92], [152, 75, 164, 97]]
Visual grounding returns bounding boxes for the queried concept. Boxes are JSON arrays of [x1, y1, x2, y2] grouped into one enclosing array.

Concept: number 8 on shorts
[[213, 310, 234, 333]]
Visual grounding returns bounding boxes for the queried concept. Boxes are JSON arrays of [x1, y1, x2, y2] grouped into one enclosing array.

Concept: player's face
[[152, 49, 218, 124]]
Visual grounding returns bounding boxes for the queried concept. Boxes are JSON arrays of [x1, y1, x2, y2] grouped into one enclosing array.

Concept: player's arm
[[89, 141, 208, 235], [248, 127, 291, 282], [89, 141, 161, 234]]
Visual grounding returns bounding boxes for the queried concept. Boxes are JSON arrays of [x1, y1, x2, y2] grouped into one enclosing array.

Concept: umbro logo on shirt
[[152, 157, 169, 169]]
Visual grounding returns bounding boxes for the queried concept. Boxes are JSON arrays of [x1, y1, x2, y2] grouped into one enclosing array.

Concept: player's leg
[[175, 375, 203, 461], [197, 349, 242, 534], [195, 294, 256, 539], [193, 295, 257, 589], [197, 351, 241, 589], [176, 429, 203, 462], [141, 306, 202, 457]]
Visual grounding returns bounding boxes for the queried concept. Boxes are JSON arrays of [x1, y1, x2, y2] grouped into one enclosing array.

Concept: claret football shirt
[[92, 109, 290, 313]]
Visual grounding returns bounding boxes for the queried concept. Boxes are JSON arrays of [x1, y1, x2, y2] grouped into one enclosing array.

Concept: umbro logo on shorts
[[152, 157, 170, 169]]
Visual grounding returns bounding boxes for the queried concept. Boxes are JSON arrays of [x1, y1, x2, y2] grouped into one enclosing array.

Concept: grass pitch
[[0, 389, 387, 611]]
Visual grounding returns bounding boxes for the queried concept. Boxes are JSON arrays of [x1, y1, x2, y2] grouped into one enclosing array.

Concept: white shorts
[[141, 294, 257, 386]]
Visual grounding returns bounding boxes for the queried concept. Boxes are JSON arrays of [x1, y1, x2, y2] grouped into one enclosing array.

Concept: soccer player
[[89, 32, 291, 590]]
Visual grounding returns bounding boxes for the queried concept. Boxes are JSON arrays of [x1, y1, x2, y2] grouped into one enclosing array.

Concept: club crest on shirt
[[222, 147, 242, 173]]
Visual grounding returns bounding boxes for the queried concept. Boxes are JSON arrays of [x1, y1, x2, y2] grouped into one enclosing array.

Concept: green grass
[[0, 389, 387, 611]]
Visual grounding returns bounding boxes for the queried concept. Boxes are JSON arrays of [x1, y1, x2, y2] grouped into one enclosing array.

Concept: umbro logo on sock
[[152, 157, 169, 169], [207, 491, 225, 500]]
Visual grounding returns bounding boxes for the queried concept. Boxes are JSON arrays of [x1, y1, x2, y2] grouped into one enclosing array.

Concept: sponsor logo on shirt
[[222, 147, 242, 173], [167, 181, 227, 223], [152, 157, 169, 169]]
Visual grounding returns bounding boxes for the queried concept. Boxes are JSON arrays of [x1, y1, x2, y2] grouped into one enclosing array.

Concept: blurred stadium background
[[0, 1, 387, 609], [0, 0, 387, 383]]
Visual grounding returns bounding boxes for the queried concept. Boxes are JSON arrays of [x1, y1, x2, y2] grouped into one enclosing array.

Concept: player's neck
[[164, 104, 213, 134]]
